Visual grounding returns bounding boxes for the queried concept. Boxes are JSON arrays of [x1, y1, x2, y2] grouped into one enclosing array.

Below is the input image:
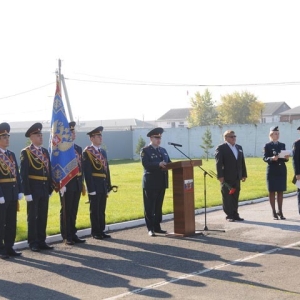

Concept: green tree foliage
[[135, 136, 146, 156], [200, 128, 214, 161], [217, 91, 264, 125], [188, 89, 218, 127]]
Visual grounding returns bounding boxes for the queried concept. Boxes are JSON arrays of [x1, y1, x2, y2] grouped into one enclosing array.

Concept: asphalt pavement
[[1, 193, 300, 300]]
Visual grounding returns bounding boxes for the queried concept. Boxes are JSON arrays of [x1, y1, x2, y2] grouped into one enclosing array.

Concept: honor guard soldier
[[20, 123, 54, 252], [292, 126, 300, 215], [82, 126, 112, 240], [140, 127, 171, 237], [0, 123, 23, 259], [60, 121, 86, 245]]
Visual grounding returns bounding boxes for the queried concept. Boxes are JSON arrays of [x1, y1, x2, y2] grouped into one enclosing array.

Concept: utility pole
[[58, 59, 74, 122]]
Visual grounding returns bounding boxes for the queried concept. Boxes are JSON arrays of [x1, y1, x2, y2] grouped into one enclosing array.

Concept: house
[[156, 108, 191, 128], [261, 102, 291, 123], [279, 105, 300, 122]]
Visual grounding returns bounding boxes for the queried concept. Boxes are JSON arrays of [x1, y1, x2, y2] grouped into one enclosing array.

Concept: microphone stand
[[172, 145, 225, 233]]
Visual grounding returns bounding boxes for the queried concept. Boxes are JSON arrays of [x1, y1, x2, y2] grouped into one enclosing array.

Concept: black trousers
[[60, 190, 81, 240], [27, 192, 49, 246], [297, 188, 300, 214], [0, 200, 17, 253], [89, 193, 107, 237], [221, 180, 241, 218], [143, 189, 165, 231]]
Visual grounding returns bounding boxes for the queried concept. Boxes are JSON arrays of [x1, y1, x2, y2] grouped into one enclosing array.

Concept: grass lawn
[[15, 157, 297, 242]]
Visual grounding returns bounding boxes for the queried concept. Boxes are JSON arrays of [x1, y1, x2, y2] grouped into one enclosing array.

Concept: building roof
[[157, 108, 191, 121], [262, 102, 291, 116], [279, 105, 300, 116]]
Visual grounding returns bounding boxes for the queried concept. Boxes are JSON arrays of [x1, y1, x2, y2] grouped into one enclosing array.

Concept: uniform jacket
[[0, 150, 23, 201], [292, 139, 300, 176], [66, 143, 83, 192], [20, 145, 53, 196], [263, 141, 286, 165], [215, 143, 247, 183], [141, 145, 171, 190], [82, 146, 111, 194]]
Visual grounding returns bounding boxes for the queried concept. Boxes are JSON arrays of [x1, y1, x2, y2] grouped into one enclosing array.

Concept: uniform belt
[[92, 173, 106, 178], [0, 178, 16, 183], [28, 175, 48, 181]]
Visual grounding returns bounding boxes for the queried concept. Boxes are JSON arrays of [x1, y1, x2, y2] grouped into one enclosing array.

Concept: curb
[[14, 192, 297, 250]]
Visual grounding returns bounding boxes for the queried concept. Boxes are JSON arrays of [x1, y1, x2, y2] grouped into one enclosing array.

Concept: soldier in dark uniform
[[263, 126, 289, 220], [140, 127, 171, 237], [20, 123, 54, 252], [0, 123, 23, 259], [292, 126, 300, 214], [82, 126, 112, 240], [60, 121, 86, 245]]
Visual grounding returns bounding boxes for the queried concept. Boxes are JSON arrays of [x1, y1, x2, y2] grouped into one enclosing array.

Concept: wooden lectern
[[166, 160, 202, 237]]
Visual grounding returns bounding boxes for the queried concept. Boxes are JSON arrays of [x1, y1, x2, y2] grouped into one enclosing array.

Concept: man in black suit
[[20, 123, 54, 252], [215, 130, 247, 222], [82, 126, 112, 240], [0, 123, 23, 259], [292, 126, 300, 214], [60, 121, 86, 245], [140, 127, 171, 236]]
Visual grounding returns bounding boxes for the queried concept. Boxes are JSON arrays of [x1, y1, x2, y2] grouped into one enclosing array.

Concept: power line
[[66, 77, 300, 87], [1, 78, 300, 101], [0, 82, 54, 100]]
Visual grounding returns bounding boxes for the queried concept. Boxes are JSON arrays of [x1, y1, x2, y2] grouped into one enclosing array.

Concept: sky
[[1, 0, 300, 123]]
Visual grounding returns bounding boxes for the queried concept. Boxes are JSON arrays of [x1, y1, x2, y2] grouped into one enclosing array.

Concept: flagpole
[[56, 59, 72, 243], [58, 58, 74, 122]]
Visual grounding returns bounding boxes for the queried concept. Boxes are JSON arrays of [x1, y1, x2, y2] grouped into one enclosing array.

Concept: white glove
[[18, 193, 24, 200], [89, 191, 96, 195], [25, 195, 33, 202], [0, 197, 5, 204], [60, 186, 66, 197]]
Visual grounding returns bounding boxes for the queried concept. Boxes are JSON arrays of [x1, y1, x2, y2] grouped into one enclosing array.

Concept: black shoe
[[0, 254, 9, 259], [154, 229, 167, 234], [102, 233, 111, 239], [226, 218, 235, 222], [30, 245, 40, 252], [93, 235, 103, 240], [277, 211, 286, 220], [148, 230, 156, 237], [273, 211, 279, 220], [73, 237, 86, 243], [39, 243, 54, 250], [65, 240, 75, 245], [226, 216, 235, 222], [7, 249, 22, 257], [234, 217, 244, 221]]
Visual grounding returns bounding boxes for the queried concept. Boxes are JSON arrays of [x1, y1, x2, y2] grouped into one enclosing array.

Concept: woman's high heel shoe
[[277, 211, 286, 220], [273, 211, 279, 220]]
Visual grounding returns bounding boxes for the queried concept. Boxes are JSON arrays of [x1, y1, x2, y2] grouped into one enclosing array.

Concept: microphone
[[168, 142, 182, 147]]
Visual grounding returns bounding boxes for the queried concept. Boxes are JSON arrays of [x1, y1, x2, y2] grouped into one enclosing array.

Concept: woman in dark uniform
[[263, 126, 289, 220]]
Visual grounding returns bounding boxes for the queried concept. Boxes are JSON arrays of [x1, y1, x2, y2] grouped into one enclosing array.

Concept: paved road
[[1, 194, 300, 300]]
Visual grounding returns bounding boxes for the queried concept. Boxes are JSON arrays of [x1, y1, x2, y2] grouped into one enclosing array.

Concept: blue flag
[[49, 76, 79, 190]]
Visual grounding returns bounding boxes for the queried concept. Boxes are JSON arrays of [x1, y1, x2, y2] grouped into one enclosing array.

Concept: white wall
[[132, 121, 300, 160]]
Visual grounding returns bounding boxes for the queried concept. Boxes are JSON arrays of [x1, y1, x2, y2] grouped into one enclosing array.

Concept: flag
[[49, 76, 79, 191]]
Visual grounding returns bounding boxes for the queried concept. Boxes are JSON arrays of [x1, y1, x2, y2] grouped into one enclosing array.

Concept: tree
[[200, 128, 214, 161], [135, 136, 146, 157], [188, 89, 218, 127], [217, 91, 264, 125]]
